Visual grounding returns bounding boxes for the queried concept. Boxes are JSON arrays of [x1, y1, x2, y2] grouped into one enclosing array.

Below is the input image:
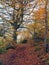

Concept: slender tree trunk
[[13, 3, 17, 42], [34, 13, 37, 41], [44, 0, 48, 52], [34, 21, 36, 40]]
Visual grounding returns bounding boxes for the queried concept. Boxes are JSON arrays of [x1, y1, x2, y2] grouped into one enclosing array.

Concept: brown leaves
[[0, 41, 48, 65]]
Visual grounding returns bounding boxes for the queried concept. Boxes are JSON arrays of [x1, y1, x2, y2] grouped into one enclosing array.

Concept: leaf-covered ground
[[0, 41, 49, 65]]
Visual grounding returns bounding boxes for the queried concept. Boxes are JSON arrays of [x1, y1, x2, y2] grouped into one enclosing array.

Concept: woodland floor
[[0, 41, 49, 65]]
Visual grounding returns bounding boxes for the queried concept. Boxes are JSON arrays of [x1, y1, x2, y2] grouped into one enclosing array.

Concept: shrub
[[0, 48, 6, 54], [0, 41, 7, 54]]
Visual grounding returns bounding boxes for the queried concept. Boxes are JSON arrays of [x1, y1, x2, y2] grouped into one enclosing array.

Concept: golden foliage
[[35, 8, 45, 20]]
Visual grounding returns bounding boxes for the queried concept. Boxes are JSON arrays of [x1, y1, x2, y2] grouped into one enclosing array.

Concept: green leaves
[[0, 48, 6, 54], [0, 41, 7, 54]]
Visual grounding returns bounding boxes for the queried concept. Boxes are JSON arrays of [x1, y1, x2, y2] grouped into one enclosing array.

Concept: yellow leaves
[[0, 38, 7, 48], [38, 0, 42, 3], [27, 24, 34, 28], [38, 0, 45, 5]]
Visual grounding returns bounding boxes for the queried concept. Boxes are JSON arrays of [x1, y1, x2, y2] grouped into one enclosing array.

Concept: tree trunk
[[44, 0, 48, 52], [12, 1, 23, 43]]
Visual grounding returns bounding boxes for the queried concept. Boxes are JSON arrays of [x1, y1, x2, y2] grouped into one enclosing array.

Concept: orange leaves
[[35, 8, 45, 20], [39, 8, 45, 14]]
